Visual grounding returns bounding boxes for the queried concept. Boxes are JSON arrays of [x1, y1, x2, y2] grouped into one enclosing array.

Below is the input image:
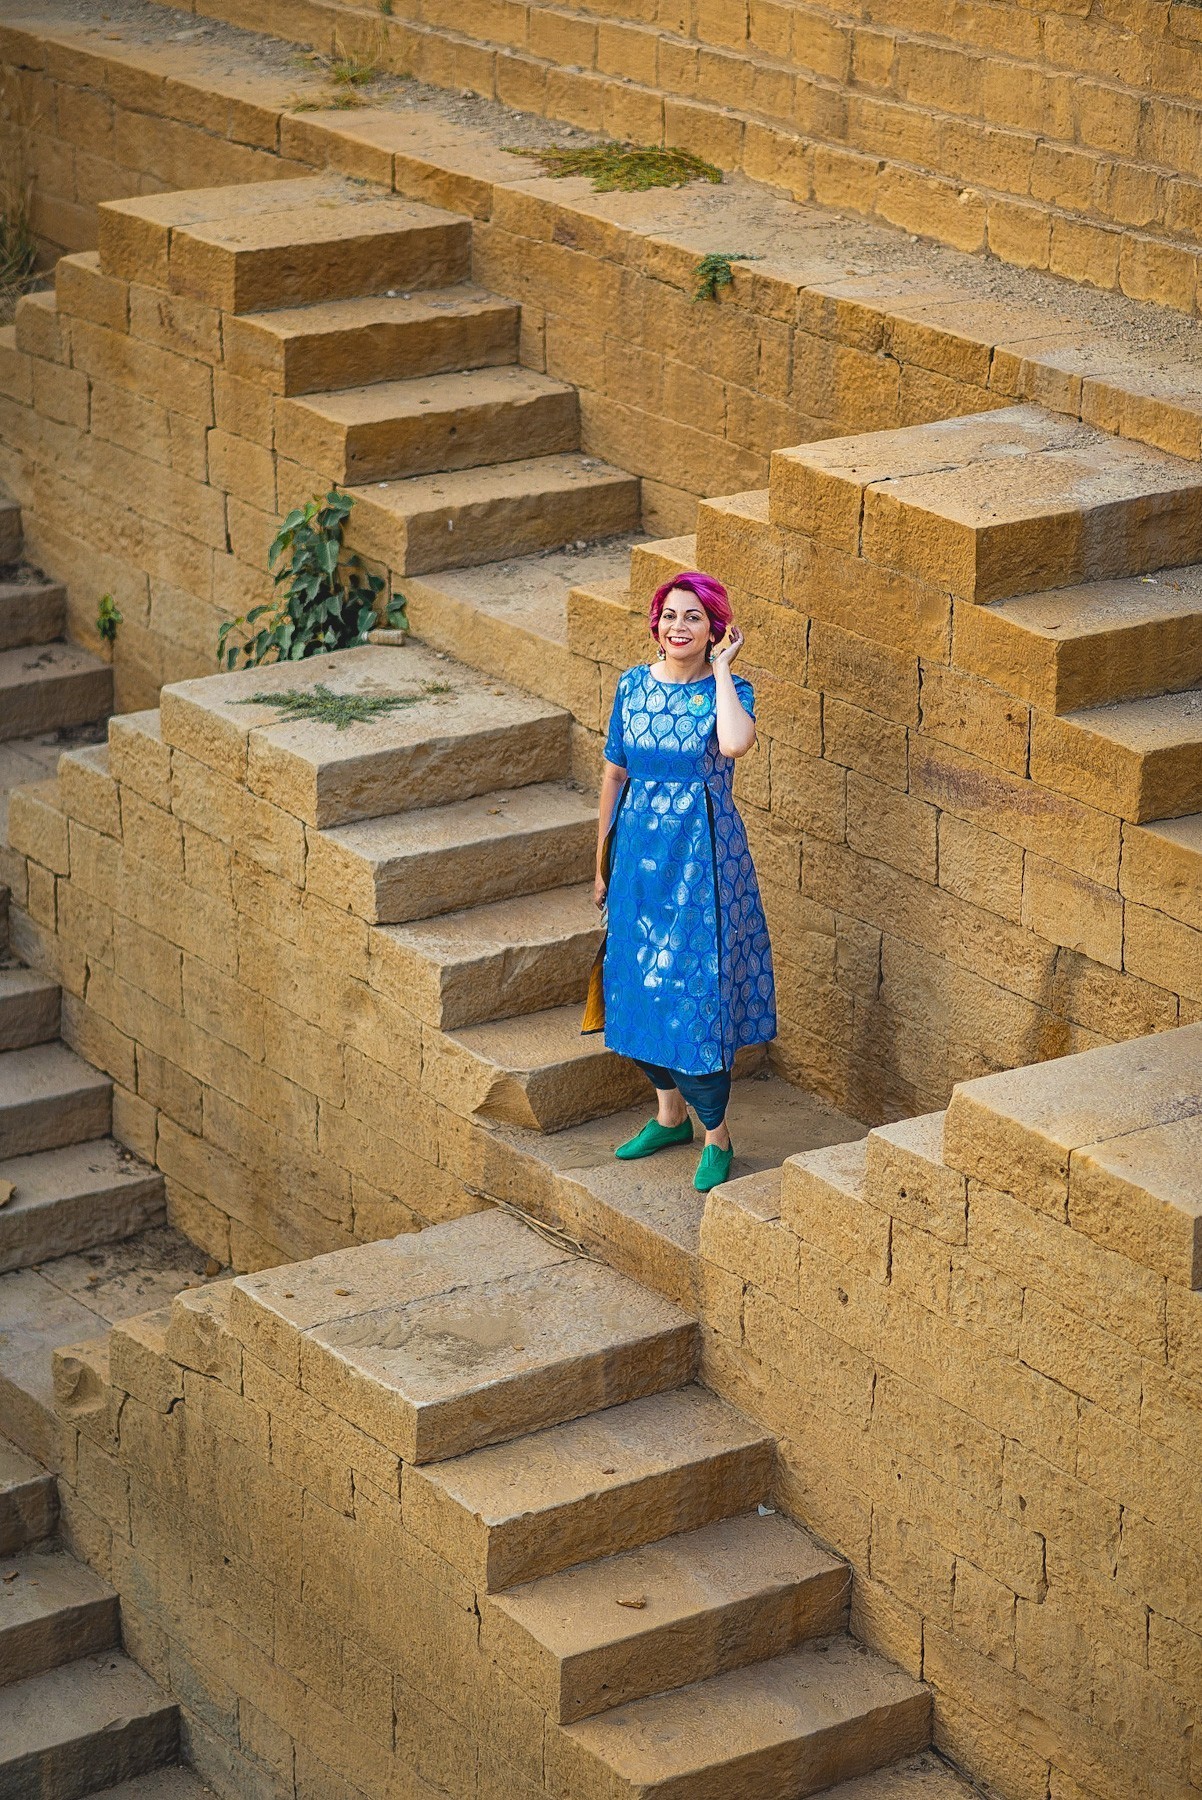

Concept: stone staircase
[[0, 897, 220, 1800], [0, 882, 209, 1468], [0, 497, 111, 744], [155, 1204, 973, 1798], [0, 1433, 206, 1800], [88, 175, 638, 583], [763, 403, 1202, 922]]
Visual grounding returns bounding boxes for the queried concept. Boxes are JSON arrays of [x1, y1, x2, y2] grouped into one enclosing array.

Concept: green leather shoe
[[615, 1117, 694, 1160], [693, 1142, 734, 1192]]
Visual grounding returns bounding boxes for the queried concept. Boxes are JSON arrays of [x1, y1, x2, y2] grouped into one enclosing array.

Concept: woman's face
[[656, 592, 712, 664]]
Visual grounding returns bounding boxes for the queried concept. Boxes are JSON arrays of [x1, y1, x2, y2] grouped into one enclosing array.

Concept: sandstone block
[[864, 1113, 968, 1243], [169, 193, 471, 313], [1031, 692, 1202, 823], [943, 1021, 1202, 1214], [403, 1383, 774, 1590], [224, 287, 520, 396], [546, 1635, 929, 1800], [297, 1250, 695, 1463], [161, 644, 568, 828], [1070, 1114, 1202, 1287], [55, 252, 129, 333], [482, 1509, 847, 1723]]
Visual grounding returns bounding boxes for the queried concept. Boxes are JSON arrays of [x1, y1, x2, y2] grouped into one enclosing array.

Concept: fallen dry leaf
[[615, 1595, 646, 1609], [0, 1180, 14, 1208]]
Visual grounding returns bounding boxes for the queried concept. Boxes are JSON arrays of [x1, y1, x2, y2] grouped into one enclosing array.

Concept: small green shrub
[[506, 143, 722, 193], [96, 593, 123, 644], [217, 488, 404, 670], [692, 251, 760, 303]]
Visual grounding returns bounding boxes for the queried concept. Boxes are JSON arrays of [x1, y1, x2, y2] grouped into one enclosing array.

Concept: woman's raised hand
[[711, 623, 744, 671]]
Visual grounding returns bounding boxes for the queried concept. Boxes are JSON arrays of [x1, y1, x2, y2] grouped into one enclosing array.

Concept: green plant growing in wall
[[506, 143, 722, 193], [692, 251, 760, 303], [216, 488, 405, 670], [96, 593, 122, 644]]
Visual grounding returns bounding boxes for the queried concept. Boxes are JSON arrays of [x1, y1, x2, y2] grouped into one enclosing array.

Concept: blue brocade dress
[[600, 663, 777, 1076]]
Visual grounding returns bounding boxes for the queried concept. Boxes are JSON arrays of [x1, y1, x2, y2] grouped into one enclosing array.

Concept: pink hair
[[648, 571, 733, 650]]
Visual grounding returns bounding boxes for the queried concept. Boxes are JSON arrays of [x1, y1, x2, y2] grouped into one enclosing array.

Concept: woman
[[592, 571, 776, 1193]]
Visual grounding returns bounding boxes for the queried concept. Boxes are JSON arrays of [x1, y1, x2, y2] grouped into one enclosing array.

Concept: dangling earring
[[656, 643, 666, 659]]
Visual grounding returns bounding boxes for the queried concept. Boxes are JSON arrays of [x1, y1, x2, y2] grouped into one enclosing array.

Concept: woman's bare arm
[[712, 628, 756, 758]]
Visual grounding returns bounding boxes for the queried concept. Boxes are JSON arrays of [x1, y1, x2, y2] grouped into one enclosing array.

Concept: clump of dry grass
[[0, 88, 40, 326], [329, 30, 383, 87], [283, 27, 401, 113]]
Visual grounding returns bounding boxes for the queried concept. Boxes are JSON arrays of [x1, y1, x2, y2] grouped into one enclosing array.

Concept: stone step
[[228, 1210, 696, 1465], [553, 1635, 930, 1799], [0, 1227, 216, 1464], [403, 538, 638, 716], [0, 644, 112, 743], [430, 1003, 650, 1132], [772, 404, 1202, 604], [628, 534, 698, 605], [159, 644, 569, 830], [0, 1139, 166, 1276], [0, 640, 112, 745], [484, 1509, 848, 1724], [224, 284, 520, 395], [497, 1075, 863, 1313], [0, 969, 60, 1054], [0, 1044, 111, 1162], [951, 565, 1202, 715], [276, 365, 580, 485], [780, 1138, 869, 1241], [1123, 811, 1202, 939], [99, 178, 470, 311], [346, 453, 640, 576], [942, 1022, 1202, 1286], [0, 500, 19, 565], [0, 1438, 56, 1556], [86, 1771, 216, 1800], [0, 578, 66, 653], [0, 1547, 119, 1686], [566, 577, 651, 670], [306, 783, 596, 925], [372, 883, 601, 1029], [1030, 688, 1202, 822], [862, 1114, 968, 1249], [824, 1756, 984, 1798], [404, 1383, 775, 1591], [0, 1652, 178, 1800]]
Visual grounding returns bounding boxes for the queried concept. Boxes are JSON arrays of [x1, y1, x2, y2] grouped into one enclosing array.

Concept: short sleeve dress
[[597, 662, 776, 1076]]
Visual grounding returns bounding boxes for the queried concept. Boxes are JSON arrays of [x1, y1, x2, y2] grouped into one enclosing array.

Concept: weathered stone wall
[[701, 1034, 1202, 1800], [135, 0, 1202, 314], [0, 22, 310, 259]]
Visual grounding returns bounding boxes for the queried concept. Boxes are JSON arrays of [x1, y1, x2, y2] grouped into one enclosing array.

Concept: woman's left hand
[[711, 624, 744, 672]]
